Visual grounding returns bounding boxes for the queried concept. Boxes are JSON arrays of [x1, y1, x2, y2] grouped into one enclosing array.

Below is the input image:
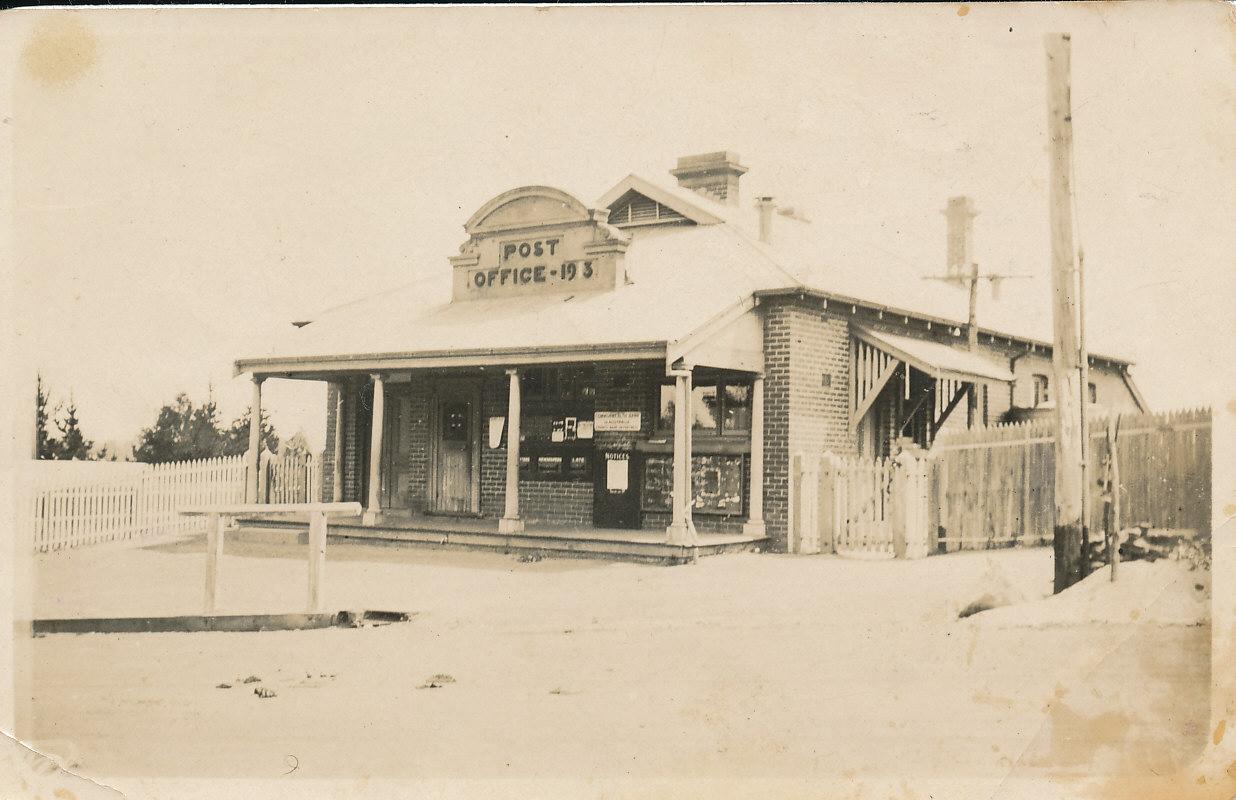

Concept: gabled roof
[[597, 174, 733, 226]]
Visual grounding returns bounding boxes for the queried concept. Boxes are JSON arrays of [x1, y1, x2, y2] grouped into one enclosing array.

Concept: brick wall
[[761, 299, 859, 551], [341, 382, 365, 504], [322, 383, 339, 500]]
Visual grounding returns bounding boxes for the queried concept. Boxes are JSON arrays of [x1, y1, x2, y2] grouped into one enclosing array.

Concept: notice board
[[640, 454, 745, 516]]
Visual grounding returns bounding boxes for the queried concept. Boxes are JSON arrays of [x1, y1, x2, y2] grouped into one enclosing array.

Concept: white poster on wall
[[487, 417, 506, 448], [606, 456, 629, 492]]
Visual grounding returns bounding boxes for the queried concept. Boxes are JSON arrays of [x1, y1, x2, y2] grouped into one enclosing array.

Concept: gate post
[[890, 449, 919, 559], [800, 456, 821, 554], [819, 455, 837, 554]]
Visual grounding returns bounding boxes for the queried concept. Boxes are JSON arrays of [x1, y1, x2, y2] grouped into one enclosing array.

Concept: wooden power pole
[[1046, 33, 1086, 593]]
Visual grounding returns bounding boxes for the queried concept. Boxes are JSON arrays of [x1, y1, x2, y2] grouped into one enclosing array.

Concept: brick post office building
[[235, 151, 1146, 556]]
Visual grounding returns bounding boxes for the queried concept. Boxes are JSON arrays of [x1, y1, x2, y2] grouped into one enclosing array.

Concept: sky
[[5, 3, 1233, 455]]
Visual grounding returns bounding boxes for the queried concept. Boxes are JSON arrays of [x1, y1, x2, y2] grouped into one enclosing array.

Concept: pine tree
[[53, 398, 94, 460], [35, 373, 57, 459], [222, 407, 280, 456]]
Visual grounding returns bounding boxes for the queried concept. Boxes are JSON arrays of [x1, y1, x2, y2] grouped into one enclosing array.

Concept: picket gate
[[791, 452, 931, 559]]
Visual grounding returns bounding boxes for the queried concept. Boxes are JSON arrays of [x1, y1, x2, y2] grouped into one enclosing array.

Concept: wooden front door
[[430, 380, 480, 515]]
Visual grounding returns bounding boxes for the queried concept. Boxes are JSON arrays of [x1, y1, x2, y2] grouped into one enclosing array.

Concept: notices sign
[[594, 411, 642, 432]]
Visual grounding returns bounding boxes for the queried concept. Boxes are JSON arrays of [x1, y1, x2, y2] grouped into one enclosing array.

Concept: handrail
[[178, 502, 360, 613], [180, 502, 360, 516]]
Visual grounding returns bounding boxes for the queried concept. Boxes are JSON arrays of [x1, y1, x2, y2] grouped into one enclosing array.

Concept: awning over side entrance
[[849, 324, 1014, 432], [853, 326, 1015, 384]]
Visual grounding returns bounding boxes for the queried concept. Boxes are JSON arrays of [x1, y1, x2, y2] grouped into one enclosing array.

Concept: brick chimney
[[944, 195, 978, 282], [670, 151, 749, 206]]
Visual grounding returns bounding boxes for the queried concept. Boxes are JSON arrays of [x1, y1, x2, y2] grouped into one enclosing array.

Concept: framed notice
[[594, 411, 642, 432]]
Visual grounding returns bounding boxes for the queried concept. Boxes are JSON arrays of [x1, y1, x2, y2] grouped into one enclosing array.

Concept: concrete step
[[234, 520, 766, 566]]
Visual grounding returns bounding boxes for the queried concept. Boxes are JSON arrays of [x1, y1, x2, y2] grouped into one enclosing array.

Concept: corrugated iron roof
[[237, 171, 1133, 373]]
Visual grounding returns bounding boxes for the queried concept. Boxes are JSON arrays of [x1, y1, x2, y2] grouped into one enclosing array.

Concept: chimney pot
[[756, 196, 776, 243], [670, 151, 749, 206]]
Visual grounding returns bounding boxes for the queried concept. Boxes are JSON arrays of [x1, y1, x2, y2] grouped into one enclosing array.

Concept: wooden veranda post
[[1046, 32, 1086, 593], [331, 383, 345, 503], [499, 368, 524, 534], [363, 373, 385, 526], [245, 375, 264, 503], [743, 374, 766, 537], [665, 366, 698, 546]]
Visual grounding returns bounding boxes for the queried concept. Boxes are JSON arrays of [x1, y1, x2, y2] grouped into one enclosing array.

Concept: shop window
[[522, 366, 596, 410], [723, 384, 752, 432], [692, 385, 719, 432], [1032, 374, 1050, 407], [658, 377, 752, 435]]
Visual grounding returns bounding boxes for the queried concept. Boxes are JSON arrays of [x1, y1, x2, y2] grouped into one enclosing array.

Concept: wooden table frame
[[179, 503, 362, 614]]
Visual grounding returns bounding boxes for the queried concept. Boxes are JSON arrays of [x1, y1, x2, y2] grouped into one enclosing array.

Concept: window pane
[[692, 385, 718, 432], [723, 383, 752, 431], [524, 369, 546, 400], [658, 384, 676, 428]]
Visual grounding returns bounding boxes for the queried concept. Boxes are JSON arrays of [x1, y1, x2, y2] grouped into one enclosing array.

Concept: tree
[[35, 373, 57, 459], [52, 399, 94, 460], [221, 407, 279, 457], [132, 393, 279, 463], [133, 393, 227, 463]]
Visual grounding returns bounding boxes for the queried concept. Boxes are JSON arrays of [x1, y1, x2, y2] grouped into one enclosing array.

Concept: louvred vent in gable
[[607, 190, 689, 227]]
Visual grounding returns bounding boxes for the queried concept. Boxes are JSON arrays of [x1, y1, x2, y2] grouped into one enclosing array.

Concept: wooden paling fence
[[27, 450, 326, 553], [790, 406, 1210, 558], [791, 453, 931, 559], [260, 449, 322, 504], [930, 407, 1211, 551]]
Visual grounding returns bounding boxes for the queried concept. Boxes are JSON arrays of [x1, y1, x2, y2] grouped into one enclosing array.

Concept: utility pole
[[1046, 32, 1086, 594]]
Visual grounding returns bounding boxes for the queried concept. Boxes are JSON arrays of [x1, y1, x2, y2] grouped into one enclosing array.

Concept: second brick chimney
[[670, 151, 749, 206]]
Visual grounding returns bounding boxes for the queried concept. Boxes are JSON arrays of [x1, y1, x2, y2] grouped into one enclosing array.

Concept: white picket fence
[[27, 455, 247, 552], [790, 453, 931, 559], [26, 450, 324, 553]]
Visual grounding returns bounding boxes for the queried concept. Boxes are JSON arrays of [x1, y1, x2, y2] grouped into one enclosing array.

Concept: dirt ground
[[20, 537, 1213, 799]]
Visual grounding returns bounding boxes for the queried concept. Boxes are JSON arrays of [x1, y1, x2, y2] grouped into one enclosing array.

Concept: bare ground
[[21, 537, 1212, 798]]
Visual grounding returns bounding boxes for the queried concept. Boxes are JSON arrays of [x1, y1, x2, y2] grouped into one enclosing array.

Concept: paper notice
[[606, 456, 629, 492]]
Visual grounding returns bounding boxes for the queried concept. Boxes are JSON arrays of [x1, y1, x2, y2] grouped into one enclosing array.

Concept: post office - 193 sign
[[460, 227, 615, 299], [469, 237, 595, 290]]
